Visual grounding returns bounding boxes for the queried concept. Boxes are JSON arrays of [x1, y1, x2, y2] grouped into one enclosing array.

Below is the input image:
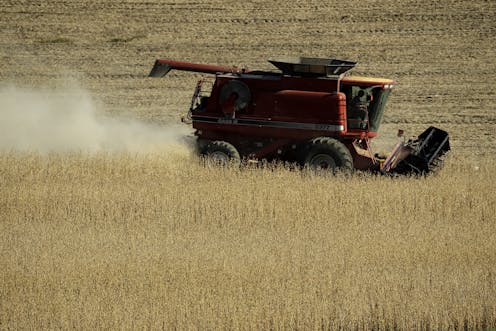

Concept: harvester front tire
[[202, 141, 241, 166], [304, 137, 353, 172]]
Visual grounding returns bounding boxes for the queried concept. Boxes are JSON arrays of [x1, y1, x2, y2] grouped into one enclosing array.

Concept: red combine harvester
[[149, 57, 450, 174]]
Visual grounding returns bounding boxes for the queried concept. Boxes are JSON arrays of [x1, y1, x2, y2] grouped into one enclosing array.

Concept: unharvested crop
[[0, 152, 495, 329]]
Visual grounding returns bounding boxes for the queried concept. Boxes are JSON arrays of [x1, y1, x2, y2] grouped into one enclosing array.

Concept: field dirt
[[1, 0, 495, 155], [1, 0, 496, 329]]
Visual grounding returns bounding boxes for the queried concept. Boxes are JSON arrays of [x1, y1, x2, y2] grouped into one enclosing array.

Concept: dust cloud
[[0, 84, 193, 154]]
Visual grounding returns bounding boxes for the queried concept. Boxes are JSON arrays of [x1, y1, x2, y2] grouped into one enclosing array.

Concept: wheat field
[[1, 0, 496, 329], [1, 151, 495, 329]]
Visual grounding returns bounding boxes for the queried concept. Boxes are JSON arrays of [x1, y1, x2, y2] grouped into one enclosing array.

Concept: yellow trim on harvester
[[341, 76, 396, 85]]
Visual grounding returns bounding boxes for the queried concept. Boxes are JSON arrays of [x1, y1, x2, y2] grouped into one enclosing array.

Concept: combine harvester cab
[[149, 57, 450, 175]]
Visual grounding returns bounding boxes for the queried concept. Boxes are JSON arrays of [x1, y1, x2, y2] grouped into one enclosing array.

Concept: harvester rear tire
[[202, 140, 241, 166], [304, 137, 353, 172]]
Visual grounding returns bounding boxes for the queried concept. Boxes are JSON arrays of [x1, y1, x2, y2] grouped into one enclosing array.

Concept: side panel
[[205, 75, 341, 119], [273, 90, 345, 126], [192, 75, 346, 139]]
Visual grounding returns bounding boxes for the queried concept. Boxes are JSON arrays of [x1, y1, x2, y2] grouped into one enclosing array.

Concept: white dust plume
[[0, 85, 192, 153]]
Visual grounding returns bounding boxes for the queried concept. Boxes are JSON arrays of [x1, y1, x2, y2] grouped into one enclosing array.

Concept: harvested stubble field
[[1, 0, 495, 329]]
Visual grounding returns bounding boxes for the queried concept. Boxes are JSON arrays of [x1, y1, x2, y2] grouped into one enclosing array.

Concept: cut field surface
[[0, 0, 495, 155]]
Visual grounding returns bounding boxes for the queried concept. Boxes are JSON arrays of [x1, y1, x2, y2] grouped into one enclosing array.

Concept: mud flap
[[389, 126, 450, 175]]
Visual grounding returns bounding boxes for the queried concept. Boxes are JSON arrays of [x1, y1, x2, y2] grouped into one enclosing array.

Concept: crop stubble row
[[0, 0, 494, 156]]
